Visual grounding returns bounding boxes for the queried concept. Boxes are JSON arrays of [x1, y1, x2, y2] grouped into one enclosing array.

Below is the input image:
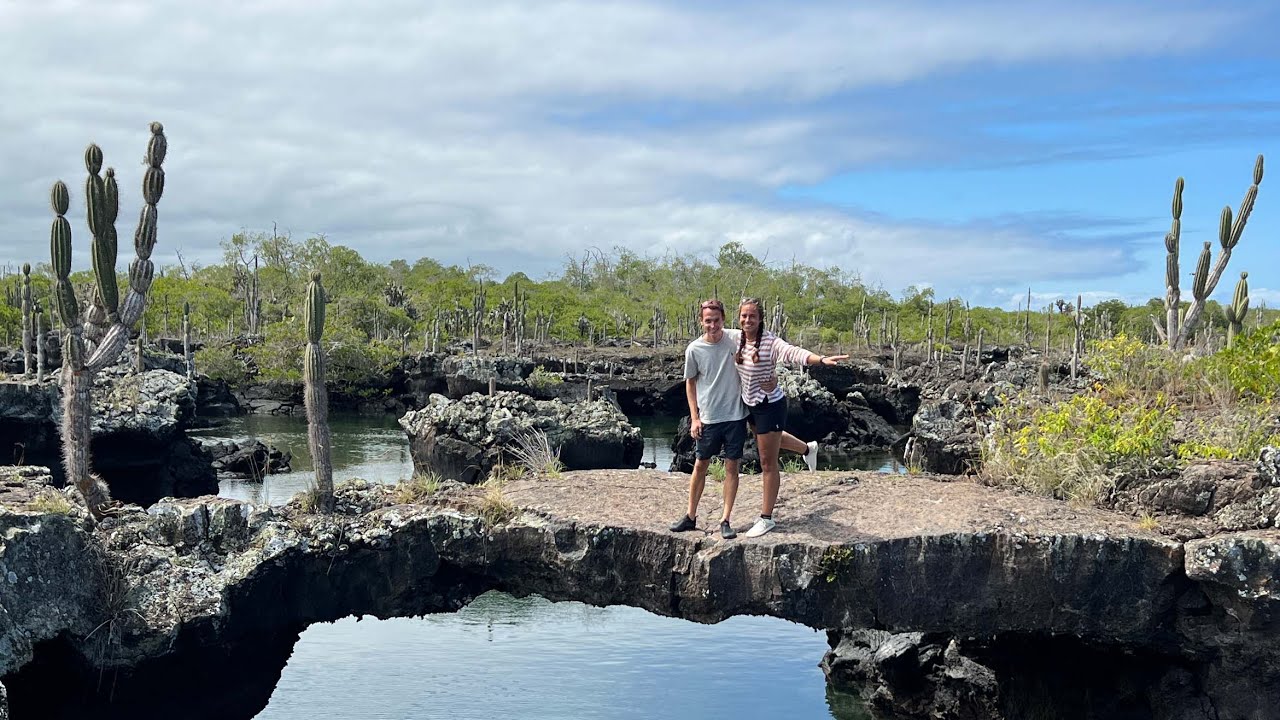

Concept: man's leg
[[720, 458, 740, 523], [686, 457, 709, 520]]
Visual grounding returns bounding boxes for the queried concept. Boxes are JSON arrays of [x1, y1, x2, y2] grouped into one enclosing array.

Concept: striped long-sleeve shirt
[[732, 329, 811, 406]]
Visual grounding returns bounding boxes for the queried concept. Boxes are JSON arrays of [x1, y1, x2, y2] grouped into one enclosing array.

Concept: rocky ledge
[[399, 390, 643, 482], [0, 366, 215, 504], [0, 467, 1277, 719]]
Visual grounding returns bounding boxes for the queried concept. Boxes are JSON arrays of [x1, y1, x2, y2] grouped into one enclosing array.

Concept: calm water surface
[[256, 592, 869, 720], [190, 413, 414, 505], [195, 412, 901, 506], [192, 412, 880, 719]]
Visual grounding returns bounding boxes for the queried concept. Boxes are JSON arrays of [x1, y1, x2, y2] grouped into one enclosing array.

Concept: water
[[190, 413, 414, 505], [189, 413, 877, 719], [255, 592, 870, 720], [193, 413, 900, 507]]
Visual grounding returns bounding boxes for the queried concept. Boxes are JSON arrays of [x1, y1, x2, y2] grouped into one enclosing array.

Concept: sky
[[1, 0, 1277, 310]]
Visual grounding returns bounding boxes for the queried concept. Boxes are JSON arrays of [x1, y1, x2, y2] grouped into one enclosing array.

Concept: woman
[[734, 297, 847, 538]]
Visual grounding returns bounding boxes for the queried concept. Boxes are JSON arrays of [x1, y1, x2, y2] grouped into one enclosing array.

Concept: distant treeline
[[3, 232, 1275, 354]]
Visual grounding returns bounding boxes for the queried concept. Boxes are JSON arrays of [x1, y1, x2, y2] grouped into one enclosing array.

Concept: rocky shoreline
[[5, 341, 1280, 718], [1, 465, 1278, 719]]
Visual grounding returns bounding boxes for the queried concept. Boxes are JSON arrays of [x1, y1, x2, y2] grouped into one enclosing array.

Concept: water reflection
[[256, 592, 871, 720], [190, 413, 414, 505]]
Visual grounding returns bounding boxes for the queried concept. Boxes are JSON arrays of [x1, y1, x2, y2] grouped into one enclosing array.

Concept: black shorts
[[747, 396, 788, 434], [695, 419, 748, 461]]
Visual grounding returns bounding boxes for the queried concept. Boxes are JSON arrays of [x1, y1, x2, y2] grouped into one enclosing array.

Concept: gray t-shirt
[[683, 329, 747, 424]]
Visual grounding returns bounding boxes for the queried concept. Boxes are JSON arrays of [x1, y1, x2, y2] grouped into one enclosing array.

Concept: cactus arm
[[1164, 177, 1184, 344], [83, 123, 165, 371], [1173, 155, 1264, 350], [1191, 242, 1212, 301]]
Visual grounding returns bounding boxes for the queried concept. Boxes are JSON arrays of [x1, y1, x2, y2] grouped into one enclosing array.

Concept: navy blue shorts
[[747, 396, 788, 434], [695, 419, 748, 461]]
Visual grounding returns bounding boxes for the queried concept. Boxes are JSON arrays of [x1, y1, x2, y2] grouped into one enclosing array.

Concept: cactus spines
[[51, 181, 70, 216], [1171, 176, 1184, 223], [1165, 154, 1264, 350], [1218, 206, 1234, 249], [146, 121, 167, 165], [303, 271, 334, 512], [103, 167, 119, 225], [1163, 177, 1185, 343], [47, 123, 168, 518], [305, 270, 325, 343], [21, 264, 34, 376], [182, 301, 194, 382], [50, 181, 80, 330], [1192, 242, 1212, 301], [1225, 271, 1250, 347], [142, 164, 165, 206]]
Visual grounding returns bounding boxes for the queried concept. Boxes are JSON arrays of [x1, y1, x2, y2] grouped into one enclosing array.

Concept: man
[[670, 298, 749, 540]]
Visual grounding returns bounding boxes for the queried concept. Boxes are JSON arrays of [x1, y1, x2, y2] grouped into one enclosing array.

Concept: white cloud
[[0, 0, 1256, 299]]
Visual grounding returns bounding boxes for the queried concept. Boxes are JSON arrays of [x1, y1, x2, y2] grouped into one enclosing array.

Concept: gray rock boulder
[[399, 391, 643, 482], [442, 356, 535, 398], [905, 398, 980, 474], [0, 368, 216, 505], [821, 629, 1000, 719], [198, 438, 292, 478]]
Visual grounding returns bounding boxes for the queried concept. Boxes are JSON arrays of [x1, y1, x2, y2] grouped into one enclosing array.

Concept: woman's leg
[[756, 430, 783, 516], [779, 431, 808, 455]]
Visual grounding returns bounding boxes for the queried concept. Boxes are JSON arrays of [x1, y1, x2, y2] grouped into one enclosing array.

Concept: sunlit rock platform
[[1, 468, 1277, 718]]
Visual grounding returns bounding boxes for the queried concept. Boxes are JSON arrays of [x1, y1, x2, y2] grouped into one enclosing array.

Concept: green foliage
[[527, 365, 564, 390], [241, 319, 399, 387], [1176, 403, 1280, 462], [394, 472, 442, 503], [985, 392, 1177, 502], [706, 457, 727, 483], [990, 322, 1280, 501], [1086, 334, 1180, 392], [1191, 320, 1280, 401], [817, 545, 853, 584], [194, 343, 250, 385], [477, 483, 516, 527]]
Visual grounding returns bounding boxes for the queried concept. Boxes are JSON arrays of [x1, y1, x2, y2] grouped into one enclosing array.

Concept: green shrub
[[527, 365, 563, 390], [194, 343, 250, 386], [984, 391, 1177, 502], [394, 472, 441, 503], [244, 319, 400, 387], [1086, 334, 1181, 395], [1190, 320, 1280, 402]]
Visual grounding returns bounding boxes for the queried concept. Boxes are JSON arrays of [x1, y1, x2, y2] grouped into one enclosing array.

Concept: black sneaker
[[670, 514, 697, 532], [720, 520, 737, 539]]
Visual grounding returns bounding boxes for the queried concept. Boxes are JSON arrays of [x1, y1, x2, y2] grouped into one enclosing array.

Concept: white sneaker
[[744, 516, 776, 538], [804, 441, 819, 472]]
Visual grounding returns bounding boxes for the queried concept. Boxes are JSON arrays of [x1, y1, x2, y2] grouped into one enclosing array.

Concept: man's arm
[[685, 378, 703, 439]]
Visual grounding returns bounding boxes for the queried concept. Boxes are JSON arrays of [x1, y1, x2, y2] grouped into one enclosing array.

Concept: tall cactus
[[1166, 155, 1263, 350], [20, 263, 34, 376], [50, 122, 167, 518], [1224, 272, 1250, 348], [1163, 177, 1184, 343], [182, 301, 194, 383], [304, 271, 334, 512]]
